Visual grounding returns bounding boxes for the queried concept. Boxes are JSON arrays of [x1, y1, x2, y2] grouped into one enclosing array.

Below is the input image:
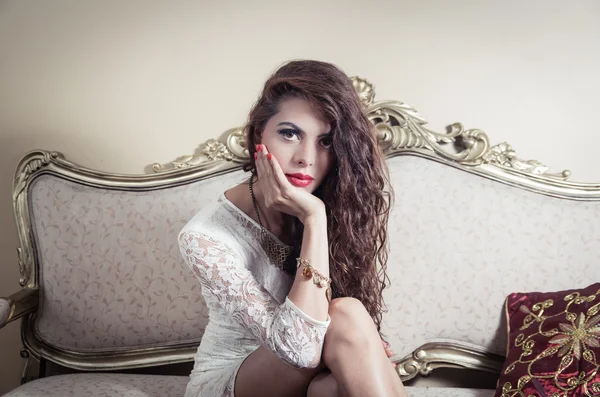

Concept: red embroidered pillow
[[495, 283, 600, 397]]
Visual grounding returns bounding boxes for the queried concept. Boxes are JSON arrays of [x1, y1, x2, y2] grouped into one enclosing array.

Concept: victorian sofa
[[1, 77, 598, 397]]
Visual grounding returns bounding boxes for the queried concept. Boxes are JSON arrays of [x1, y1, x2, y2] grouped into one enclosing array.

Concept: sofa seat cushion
[[405, 386, 493, 396], [3, 373, 495, 397], [4, 373, 188, 397]]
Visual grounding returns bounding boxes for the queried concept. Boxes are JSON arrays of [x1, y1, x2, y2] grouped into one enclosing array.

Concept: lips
[[285, 173, 314, 180], [285, 173, 314, 187]]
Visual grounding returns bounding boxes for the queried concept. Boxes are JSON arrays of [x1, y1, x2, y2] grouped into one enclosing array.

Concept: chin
[[308, 184, 321, 194], [292, 183, 317, 194]]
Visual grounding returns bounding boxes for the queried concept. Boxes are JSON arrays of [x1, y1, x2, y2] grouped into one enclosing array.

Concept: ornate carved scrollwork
[[13, 151, 60, 199], [13, 151, 64, 286], [395, 342, 504, 382], [367, 100, 491, 166], [352, 76, 491, 165], [152, 127, 247, 172], [20, 347, 41, 384], [482, 142, 571, 180], [16, 247, 27, 287], [154, 76, 570, 181], [351, 77, 571, 179]]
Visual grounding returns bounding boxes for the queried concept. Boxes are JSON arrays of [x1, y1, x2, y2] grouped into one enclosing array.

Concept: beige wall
[[1, 0, 599, 393]]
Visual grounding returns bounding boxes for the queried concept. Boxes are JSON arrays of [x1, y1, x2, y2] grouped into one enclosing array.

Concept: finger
[[254, 145, 266, 183], [266, 152, 291, 189], [257, 144, 287, 190], [381, 340, 394, 358], [257, 144, 275, 182], [255, 144, 272, 184]]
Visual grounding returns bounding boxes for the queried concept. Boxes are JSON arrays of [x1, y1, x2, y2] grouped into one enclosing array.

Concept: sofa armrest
[[0, 288, 38, 329], [0, 298, 9, 326]]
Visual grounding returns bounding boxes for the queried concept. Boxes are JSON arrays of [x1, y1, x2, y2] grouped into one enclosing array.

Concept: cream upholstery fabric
[[30, 171, 247, 351], [2, 372, 492, 397], [404, 387, 493, 397], [0, 297, 9, 326], [381, 156, 600, 358], [3, 374, 188, 397]]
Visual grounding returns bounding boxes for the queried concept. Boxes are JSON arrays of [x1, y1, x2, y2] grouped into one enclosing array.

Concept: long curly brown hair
[[242, 60, 393, 333]]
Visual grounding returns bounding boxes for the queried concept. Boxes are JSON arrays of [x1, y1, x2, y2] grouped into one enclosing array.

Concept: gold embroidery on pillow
[[499, 288, 600, 397], [549, 312, 600, 360]]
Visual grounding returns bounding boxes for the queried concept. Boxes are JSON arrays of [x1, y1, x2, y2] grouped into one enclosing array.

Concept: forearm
[[180, 229, 328, 367], [287, 210, 330, 322]]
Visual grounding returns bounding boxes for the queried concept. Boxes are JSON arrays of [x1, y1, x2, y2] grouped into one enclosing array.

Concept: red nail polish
[[260, 144, 264, 151], [255, 144, 259, 151], [267, 153, 272, 160]]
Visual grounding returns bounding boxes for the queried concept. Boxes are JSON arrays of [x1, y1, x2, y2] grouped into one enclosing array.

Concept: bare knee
[[324, 298, 378, 355], [328, 297, 375, 332], [328, 297, 368, 316]]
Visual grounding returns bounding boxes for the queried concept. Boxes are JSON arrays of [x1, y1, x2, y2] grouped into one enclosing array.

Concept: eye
[[278, 128, 300, 140], [320, 136, 333, 150]]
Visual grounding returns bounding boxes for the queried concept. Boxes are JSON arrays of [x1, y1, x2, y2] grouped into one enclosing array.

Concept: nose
[[294, 140, 315, 167]]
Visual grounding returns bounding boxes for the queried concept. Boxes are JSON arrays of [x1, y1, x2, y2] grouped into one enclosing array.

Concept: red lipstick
[[286, 173, 314, 180], [285, 173, 314, 187]]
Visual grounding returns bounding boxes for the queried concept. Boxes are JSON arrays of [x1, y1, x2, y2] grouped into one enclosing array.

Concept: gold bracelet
[[296, 257, 332, 301]]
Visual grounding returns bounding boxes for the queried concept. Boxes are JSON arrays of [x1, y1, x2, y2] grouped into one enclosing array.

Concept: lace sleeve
[[178, 229, 329, 369]]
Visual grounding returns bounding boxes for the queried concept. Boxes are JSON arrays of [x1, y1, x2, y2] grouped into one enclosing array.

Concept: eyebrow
[[277, 122, 331, 137]]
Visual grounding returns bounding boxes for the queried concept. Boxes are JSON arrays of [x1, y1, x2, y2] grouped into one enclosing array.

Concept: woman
[[178, 60, 407, 397]]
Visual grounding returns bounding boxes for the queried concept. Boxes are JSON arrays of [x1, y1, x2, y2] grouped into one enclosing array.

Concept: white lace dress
[[178, 192, 331, 397]]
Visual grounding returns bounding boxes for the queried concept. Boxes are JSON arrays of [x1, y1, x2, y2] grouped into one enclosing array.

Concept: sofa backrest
[[28, 169, 247, 353], [382, 154, 599, 379], [13, 77, 600, 379]]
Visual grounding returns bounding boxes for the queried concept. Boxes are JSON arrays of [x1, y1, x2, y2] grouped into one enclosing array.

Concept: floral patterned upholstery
[[30, 171, 248, 352], [3, 374, 188, 397], [382, 156, 600, 358], [405, 387, 493, 397]]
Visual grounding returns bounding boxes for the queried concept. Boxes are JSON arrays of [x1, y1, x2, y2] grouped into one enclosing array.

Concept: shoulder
[[178, 198, 244, 256]]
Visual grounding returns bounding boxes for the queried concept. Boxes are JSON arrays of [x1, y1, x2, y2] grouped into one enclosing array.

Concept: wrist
[[301, 207, 326, 226]]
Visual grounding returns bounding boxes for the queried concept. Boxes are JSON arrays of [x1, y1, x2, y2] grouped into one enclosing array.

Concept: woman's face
[[259, 97, 334, 193]]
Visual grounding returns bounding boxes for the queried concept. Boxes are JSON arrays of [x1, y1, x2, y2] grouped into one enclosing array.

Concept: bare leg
[[307, 371, 338, 397], [235, 347, 322, 397], [320, 297, 408, 397], [235, 297, 406, 397]]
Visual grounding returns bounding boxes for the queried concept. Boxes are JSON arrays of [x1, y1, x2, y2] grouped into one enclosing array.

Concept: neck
[[250, 180, 294, 242]]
